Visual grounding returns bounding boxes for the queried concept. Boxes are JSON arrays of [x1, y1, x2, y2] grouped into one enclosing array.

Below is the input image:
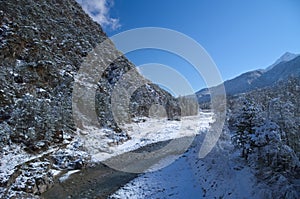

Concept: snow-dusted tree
[[231, 97, 299, 172], [236, 76, 300, 159], [177, 96, 198, 116], [229, 77, 300, 197], [249, 121, 282, 168], [231, 98, 264, 159]]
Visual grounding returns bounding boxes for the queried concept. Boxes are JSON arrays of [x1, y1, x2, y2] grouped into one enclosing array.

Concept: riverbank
[[42, 113, 213, 198], [41, 138, 190, 198]]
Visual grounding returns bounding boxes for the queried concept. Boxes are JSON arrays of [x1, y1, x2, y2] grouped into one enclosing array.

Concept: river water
[[42, 137, 192, 198]]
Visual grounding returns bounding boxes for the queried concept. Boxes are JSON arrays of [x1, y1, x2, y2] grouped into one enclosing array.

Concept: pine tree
[[232, 98, 264, 159]]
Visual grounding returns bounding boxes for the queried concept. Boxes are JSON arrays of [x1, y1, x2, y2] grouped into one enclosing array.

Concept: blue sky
[[78, 0, 300, 95]]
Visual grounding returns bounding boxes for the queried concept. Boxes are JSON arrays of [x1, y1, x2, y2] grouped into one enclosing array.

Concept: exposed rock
[[11, 161, 53, 195]]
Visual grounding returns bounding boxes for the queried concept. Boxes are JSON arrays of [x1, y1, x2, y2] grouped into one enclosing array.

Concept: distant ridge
[[266, 52, 299, 71], [196, 52, 300, 103]]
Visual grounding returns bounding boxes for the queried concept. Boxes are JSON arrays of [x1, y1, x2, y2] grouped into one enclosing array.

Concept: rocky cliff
[[0, 0, 180, 197]]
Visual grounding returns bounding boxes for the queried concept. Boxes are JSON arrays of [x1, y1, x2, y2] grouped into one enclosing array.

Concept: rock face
[[1, 0, 104, 150], [0, 0, 180, 148], [0, 0, 180, 197]]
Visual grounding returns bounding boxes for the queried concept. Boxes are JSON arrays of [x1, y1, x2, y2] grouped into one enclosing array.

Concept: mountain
[[0, 0, 184, 147], [0, 0, 181, 197], [196, 53, 300, 104], [252, 55, 300, 88], [266, 52, 299, 71]]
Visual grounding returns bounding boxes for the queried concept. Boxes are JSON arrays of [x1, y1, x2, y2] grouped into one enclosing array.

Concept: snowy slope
[[109, 130, 260, 199], [196, 69, 264, 103], [266, 52, 299, 71], [252, 55, 300, 88]]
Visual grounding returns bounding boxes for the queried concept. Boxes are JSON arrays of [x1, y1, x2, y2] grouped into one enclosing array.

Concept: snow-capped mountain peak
[[266, 52, 299, 71]]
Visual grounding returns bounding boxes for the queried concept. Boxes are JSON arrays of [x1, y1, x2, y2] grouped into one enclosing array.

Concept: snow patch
[[59, 170, 80, 182]]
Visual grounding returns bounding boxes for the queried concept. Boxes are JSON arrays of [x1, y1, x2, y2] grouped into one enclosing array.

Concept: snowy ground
[[0, 111, 262, 198], [0, 112, 212, 198], [0, 144, 57, 187], [109, 129, 260, 199], [78, 112, 214, 163], [0, 136, 89, 198], [76, 111, 260, 199]]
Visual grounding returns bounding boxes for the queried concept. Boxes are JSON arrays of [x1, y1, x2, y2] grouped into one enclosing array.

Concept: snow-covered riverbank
[[109, 129, 259, 199], [79, 111, 214, 164]]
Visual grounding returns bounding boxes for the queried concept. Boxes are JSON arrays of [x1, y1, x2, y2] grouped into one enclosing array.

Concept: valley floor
[[2, 112, 276, 198], [45, 112, 262, 198]]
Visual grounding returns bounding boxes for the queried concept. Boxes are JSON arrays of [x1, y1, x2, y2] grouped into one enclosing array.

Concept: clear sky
[[78, 0, 300, 95]]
